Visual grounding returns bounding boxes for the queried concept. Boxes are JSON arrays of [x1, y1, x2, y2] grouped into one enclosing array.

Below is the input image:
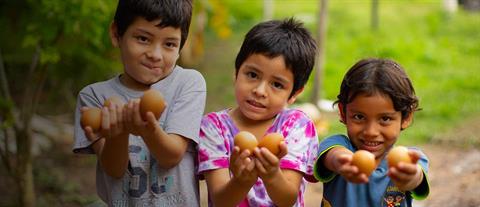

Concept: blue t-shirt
[[313, 135, 429, 207]]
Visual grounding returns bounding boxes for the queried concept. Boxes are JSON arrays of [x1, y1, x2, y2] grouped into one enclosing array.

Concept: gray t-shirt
[[73, 66, 206, 207]]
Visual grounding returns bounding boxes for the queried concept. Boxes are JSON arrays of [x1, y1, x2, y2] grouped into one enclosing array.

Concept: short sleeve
[[313, 135, 352, 182], [276, 110, 319, 182], [198, 112, 232, 174], [164, 70, 206, 144], [72, 87, 103, 154]]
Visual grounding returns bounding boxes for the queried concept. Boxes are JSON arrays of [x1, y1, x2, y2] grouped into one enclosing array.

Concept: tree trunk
[[16, 125, 35, 207], [263, 0, 274, 21], [371, 0, 379, 31], [311, 0, 328, 105]]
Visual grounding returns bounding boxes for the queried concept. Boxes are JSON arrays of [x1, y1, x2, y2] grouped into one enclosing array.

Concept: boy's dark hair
[[235, 17, 317, 98], [335, 58, 419, 119], [113, 0, 192, 49]]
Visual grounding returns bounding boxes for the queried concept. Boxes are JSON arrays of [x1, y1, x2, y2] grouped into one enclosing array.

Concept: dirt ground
[[197, 143, 480, 207]]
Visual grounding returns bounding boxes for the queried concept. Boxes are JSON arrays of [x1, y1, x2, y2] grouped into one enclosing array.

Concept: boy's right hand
[[229, 146, 258, 185], [331, 151, 369, 183], [81, 105, 128, 141]]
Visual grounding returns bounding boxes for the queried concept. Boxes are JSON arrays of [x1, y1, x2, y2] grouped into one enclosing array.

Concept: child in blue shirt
[[313, 58, 429, 207]]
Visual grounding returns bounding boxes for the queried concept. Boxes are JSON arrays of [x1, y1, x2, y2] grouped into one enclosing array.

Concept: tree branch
[[0, 47, 12, 101]]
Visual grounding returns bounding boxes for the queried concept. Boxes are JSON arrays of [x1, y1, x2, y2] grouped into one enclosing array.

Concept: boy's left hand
[[388, 150, 423, 191], [124, 99, 160, 138], [253, 141, 288, 182]]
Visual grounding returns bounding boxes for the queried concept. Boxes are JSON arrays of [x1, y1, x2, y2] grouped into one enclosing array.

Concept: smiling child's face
[[233, 53, 300, 122], [340, 92, 413, 160], [111, 17, 181, 90]]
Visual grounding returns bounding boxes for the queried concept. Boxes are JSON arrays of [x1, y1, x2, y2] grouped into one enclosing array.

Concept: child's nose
[[146, 45, 162, 61], [363, 122, 380, 137], [253, 81, 267, 97]]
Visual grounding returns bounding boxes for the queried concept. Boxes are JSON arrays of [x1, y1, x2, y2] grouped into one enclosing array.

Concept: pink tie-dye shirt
[[198, 108, 319, 207]]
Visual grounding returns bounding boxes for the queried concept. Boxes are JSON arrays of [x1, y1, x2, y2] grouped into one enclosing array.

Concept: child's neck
[[119, 73, 152, 91], [229, 108, 276, 140]]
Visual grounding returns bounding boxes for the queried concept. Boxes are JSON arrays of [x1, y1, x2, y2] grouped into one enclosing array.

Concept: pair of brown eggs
[[234, 131, 284, 156], [80, 89, 166, 132], [351, 146, 412, 176]]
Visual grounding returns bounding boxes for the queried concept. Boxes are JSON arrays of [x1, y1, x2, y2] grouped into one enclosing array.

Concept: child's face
[[234, 54, 300, 121], [339, 93, 412, 160], [111, 17, 181, 90]]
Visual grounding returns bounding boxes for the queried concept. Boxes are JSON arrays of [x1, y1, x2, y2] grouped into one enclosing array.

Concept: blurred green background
[[1, 0, 479, 206]]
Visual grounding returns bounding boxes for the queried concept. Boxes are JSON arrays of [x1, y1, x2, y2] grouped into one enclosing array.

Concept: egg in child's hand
[[81, 107, 102, 132], [387, 146, 412, 168], [104, 96, 125, 108], [351, 150, 376, 176], [258, 132, 284, 155], [234, 131, 258, 153], [140, 89, 166, 120]]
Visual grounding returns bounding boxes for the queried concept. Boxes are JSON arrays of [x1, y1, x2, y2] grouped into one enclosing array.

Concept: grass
[[199, 1, 480, 145]]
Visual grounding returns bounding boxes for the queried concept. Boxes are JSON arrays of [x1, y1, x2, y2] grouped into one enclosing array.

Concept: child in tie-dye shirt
[[198, 18, 319, 207]]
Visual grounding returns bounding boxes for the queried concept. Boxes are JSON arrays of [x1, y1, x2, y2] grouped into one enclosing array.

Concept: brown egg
[[351, 150, 376, 176], [258, 132, 284, 155], [387, 146, 412, 168], [234, 131, 258, 153], [104, 96, 125, 108], [139, 89, 166, 120], [80, 107, 102, 132]]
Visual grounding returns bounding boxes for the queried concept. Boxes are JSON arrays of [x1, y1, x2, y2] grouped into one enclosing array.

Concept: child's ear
[[338, 103, 346, 124], [287, 87, 304, 104], [401, 112, 414, 130], [109, 22, 120, 47]]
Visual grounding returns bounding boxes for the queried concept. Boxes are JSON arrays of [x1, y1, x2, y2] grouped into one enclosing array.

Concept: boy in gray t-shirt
[[72, 0, 206, 206]]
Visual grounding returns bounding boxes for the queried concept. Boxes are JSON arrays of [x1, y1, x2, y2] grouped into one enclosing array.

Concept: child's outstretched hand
[[229, 146, 258, 185], [81, 105, 128, 141], [124, 99, 160, 138], [331, 152, 369, 183], [253, 141, 288, 182], [388, 150, 423, 191]]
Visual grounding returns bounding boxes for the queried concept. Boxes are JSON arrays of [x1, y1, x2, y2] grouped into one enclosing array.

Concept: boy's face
[[111, 17, 181, 90], [339, 93, 412, 160], [233, 54, 300, 121]]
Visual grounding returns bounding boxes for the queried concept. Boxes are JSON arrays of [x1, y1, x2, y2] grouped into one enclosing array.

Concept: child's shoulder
[[202, 109, 230, 122], [169, 66, 205, 83], [281, 108, 311, 120], [79, 76, 118, 95]]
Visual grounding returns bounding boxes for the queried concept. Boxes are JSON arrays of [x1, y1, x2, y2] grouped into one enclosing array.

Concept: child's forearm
[[99, 134, 129, 178], [263, 170, 301, 207], [206, 171, 255, 207], [142, 127, 189, 169]]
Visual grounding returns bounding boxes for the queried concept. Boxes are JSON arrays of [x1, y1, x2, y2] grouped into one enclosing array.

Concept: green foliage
[[0, 0, 120, 113], [203, 1, 480, 145]]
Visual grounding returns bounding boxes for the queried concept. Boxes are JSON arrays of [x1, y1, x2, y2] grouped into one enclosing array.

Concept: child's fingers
[[245, 158, 256, 171], [408, 150, 421, 164], [145, 112, 158, 129], [260, 147, 279, 166], [84, 126, 97, 141], [277, 141, 288, 158], [254, 159, 267, 174], [132, 99, 143, 124]]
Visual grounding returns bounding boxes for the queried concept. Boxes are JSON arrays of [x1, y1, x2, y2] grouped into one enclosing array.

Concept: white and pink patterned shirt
[[198, 108, 319, 207]]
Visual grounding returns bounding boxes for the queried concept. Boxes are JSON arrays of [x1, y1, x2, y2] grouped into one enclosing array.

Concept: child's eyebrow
[[134, 28, 153, 36], [271, 75, 290, 84]]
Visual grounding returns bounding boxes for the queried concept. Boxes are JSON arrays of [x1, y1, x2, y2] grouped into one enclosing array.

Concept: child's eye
[[246, 71, 258, 79], [165, 42, 179, 48], [272, 82, 284, 89], [352, 114, 365, 121], [136, 36, 149, 43], [380, 116, 392, 124]]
